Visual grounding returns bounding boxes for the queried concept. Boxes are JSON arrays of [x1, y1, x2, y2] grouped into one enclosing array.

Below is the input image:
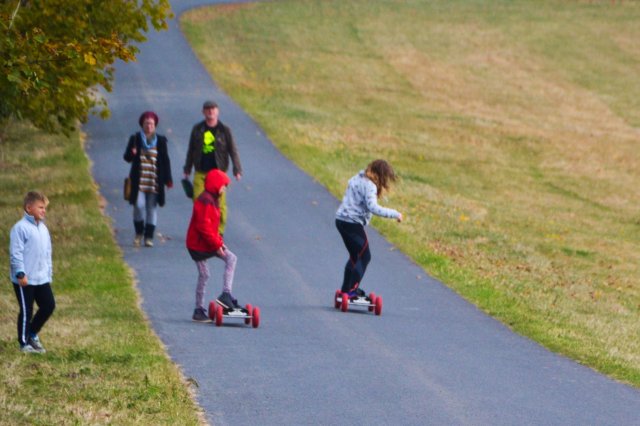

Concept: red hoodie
[[186, 169, 230, 253]]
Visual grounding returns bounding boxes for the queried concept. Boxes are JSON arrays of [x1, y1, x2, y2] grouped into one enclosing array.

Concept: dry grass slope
[[0, 122, 202, 424], [181, 0, 640, 385]]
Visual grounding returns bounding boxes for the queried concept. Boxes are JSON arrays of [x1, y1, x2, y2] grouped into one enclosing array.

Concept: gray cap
[[202, 100, 218, 109]]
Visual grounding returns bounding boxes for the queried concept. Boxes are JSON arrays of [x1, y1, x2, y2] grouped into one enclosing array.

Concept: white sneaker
[[134, 235, 142, 247], [21, 344, 42, 354]]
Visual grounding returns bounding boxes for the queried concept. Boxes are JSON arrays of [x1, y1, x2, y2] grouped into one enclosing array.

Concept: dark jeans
[[13, 283, 55, 346], [336, 219, 371, 293]]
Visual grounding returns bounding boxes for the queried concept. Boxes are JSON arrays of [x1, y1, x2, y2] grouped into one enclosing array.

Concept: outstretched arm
[[363, 183, 401, 220]]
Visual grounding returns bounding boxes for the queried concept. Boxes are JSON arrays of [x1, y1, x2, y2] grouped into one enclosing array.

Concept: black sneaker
[[347, 288, 366, 299], [216, 292, 235, 310], [28, 335, 46, 353], [192, 308, 210, 322], [231, 296, 241, 309]]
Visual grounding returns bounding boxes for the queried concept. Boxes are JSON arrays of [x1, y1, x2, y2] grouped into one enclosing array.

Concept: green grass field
[[182, 0, 640, 386], [0, 122, 201, 424]]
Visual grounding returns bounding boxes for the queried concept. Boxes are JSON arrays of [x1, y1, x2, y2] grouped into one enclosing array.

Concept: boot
[[134, 221, 144, 247], [144, 224, 155, 247]]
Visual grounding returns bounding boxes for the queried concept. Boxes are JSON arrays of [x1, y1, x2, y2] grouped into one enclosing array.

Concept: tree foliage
[[0, 0, 172, 135]]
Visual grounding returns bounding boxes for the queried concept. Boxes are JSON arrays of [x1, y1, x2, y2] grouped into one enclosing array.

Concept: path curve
[[84, 1, 640, 424]]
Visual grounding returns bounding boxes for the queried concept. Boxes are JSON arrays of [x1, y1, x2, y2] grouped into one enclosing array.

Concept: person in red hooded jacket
[[186, 169, 239, 322]]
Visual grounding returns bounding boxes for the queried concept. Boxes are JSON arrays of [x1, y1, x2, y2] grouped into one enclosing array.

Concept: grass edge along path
[[0, 121, 203, 425], [180, 0, 640, 388]]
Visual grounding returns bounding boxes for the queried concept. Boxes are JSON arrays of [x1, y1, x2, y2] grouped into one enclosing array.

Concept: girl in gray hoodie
[[335, 159, 403, 297]]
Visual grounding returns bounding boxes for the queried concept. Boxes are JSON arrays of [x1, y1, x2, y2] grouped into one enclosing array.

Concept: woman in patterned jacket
[[123, 111, 173, 247]]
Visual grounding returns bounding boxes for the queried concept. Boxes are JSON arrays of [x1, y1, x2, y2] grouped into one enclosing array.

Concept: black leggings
[[13, 283, 55, 346], [336, 219, 371, 293]]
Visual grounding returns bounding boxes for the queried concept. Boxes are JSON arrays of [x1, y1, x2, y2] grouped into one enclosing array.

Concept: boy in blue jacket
[[9, 191, 55, 353]]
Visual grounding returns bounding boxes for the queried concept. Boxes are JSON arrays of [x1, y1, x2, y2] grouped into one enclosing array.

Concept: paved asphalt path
[[84, 1, 640, 424]]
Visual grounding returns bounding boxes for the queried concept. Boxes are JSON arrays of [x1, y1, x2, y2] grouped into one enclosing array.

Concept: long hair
[[365, 159, 397, 197]]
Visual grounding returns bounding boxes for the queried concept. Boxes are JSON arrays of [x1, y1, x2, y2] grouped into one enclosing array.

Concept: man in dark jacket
[[183, 100, 242, 234]]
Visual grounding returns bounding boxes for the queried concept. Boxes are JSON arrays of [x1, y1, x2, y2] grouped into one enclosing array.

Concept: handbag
[[124, 177, 131, 201], [181, 178, 194, 199]]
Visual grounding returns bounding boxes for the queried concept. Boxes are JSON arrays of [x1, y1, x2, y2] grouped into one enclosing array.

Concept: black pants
[[13, 283, 55, 346], [336, 219, 371, 293]]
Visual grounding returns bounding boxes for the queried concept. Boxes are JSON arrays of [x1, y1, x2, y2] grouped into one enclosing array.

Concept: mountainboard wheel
[[252, 307, 261, 328], [208, 301, 217, 321], [215, 304, 223, 326], [245, 304, 253, 325], [368, 292, 377, 312], [375, 295, 383, 316], [341, 292, 349, 312], [334, 290, 342, 309]]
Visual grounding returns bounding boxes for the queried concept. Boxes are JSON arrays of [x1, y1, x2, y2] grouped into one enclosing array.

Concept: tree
[[0, 0, 172, 135]]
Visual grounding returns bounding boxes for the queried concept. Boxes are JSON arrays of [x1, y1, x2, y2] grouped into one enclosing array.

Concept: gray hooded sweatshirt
[[336, 171, 400, 226]]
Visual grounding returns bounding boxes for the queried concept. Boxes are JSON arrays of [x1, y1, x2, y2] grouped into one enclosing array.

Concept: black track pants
[[336, 219, 371, 293], [13, 283, 55, 346]]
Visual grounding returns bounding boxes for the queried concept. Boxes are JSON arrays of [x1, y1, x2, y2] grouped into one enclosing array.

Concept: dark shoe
[[28, 335, 46, 353], [231, 296, 241, 309], [346, 288, 366, 298], [216, 292, 235, 310], [192, 308, 210, 322]]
